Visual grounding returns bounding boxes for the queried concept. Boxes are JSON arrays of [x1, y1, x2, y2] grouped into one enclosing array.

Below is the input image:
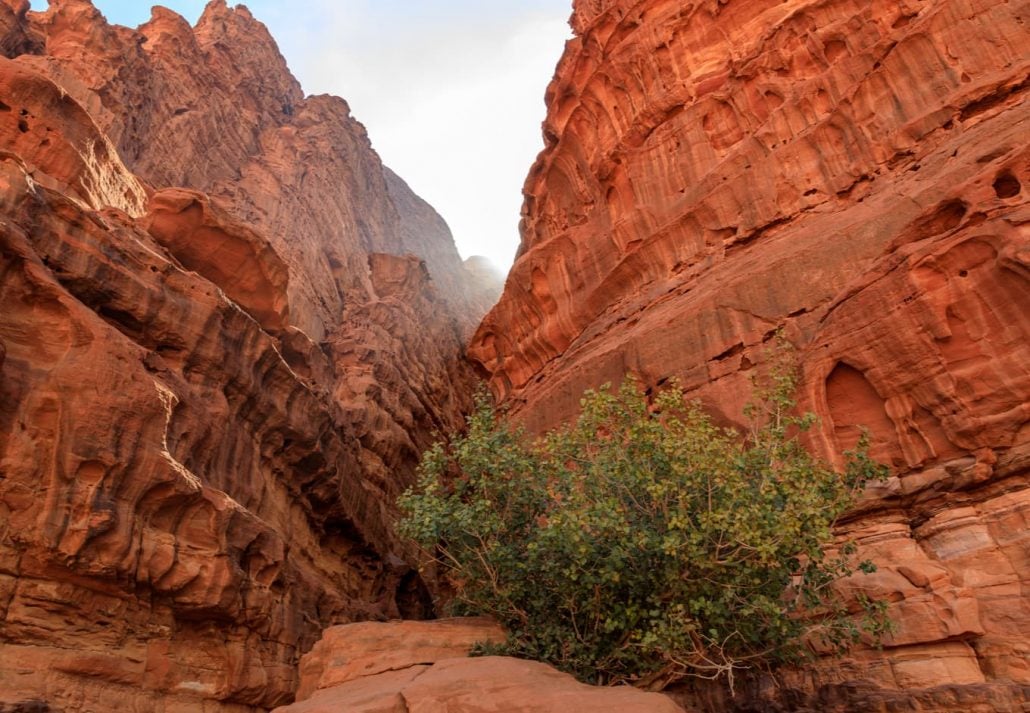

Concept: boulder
[[275, 619, 686, 713]]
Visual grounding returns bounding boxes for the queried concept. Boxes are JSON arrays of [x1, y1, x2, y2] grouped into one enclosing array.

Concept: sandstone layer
[[470, 0, 1030, 709], [273, 618, 688, 713], [0, 1, 483, 710]]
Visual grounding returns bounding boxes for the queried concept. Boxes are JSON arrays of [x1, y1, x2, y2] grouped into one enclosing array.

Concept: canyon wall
[[470, 0, 1030, 709], [0, 1, 483, 710]]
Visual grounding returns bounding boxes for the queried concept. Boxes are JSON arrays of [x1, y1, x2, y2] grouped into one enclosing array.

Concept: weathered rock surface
[[273, 619, 687, 713], [143, 188, 291, 333], [0, 1, 485, 710], [0, 54, 146, 217], [294, 618, 507, 701], [470, 0, 1030, 709], [15, 0, 485, 341]]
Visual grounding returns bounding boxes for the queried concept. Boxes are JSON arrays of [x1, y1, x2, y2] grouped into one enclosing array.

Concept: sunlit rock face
[[0, 0, 483, 710], [470, 0, 1030, 709], [272, 619, 688, 713]]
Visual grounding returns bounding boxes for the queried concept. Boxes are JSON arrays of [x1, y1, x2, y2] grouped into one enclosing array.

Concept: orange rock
[[283, 666, 428, 713], [470, 0, 1030, 709], [143, 188, 290, 333], [15, 0, 486, 342], [276, 619, 687, 713], [295, 618, 506, 700], [0, 55, 146, 216], [0, 1, 484, 710]]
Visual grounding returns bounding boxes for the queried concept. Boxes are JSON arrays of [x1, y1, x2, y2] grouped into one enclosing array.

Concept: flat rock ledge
[[273, 618, 687, 713]]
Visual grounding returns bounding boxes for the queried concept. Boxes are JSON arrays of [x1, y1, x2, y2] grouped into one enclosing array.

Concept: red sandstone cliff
[[470, 0, 1030, 709], [0, 1, 484, 710]]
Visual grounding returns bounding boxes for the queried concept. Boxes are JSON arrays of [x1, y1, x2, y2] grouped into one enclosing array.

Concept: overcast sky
[[29, 0, 572, 271]]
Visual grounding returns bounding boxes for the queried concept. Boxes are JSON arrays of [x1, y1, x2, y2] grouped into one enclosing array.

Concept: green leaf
[[395, 343, 892, 690]]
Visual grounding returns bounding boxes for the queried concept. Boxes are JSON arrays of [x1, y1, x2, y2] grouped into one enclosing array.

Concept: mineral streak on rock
[[470, 0, 1030, 709], [0, 0, 484, 710]]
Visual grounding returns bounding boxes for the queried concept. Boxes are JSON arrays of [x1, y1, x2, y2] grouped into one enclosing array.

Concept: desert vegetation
[[399, 346, 891, 691]]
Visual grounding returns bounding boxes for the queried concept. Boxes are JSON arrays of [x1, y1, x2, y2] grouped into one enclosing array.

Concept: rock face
[[0, 1, 484, 710], [470, 0, 1030, 709], [273, 619, 687, 713], [461, 255, 505, 316]]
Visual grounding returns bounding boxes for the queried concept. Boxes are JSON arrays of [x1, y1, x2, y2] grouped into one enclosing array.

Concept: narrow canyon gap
[[0, 0, 1027, 711]]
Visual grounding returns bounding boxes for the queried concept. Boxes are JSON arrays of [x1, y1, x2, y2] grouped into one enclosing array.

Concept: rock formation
[[0, 1, 485, 710], [2, 0, 1028, 709], [272, 618, 687, 713], [461, 255, 505, 316], [470, 0, 1030, 709]]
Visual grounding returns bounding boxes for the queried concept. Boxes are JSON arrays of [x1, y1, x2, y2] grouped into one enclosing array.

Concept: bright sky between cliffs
[[29, 0, 572, 273]]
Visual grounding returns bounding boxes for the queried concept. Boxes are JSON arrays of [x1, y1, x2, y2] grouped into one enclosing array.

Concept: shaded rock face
[[0, 1, 484, 710], [273, 618, 687, 713], [470, 0, 1030, 709]]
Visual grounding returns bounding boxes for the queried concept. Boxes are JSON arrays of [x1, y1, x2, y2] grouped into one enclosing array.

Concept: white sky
[[31, 0, 573, 270]]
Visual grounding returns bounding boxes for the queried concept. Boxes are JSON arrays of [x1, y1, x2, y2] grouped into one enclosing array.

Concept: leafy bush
[[397, 353, 890, 691]]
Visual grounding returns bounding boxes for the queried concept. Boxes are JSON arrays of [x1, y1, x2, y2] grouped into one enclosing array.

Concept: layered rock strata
[[470, 0, 1030, 709], [0, 1, 482, 710], [14, 0, 484, 339]]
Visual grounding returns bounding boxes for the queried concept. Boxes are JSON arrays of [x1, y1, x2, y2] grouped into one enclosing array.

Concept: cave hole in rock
[[993, 171, 1021, 199], [823, 38, 848, 63], [908, 199, 968, 241], [892, 13, 916, 29], [824, 362, 898, 465], [395, 569, 436, 620]]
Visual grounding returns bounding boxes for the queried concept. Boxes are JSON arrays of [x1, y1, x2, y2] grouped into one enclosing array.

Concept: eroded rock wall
[[470, 0, 1030, 709], [16, 0, 483, 340], [0, 1, 481, 710]]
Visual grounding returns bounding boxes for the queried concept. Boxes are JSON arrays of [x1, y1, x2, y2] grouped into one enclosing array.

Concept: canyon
[[0, 0, 1026, 711], [471, 0, 1030, 709], [0, 0, 493, 709]]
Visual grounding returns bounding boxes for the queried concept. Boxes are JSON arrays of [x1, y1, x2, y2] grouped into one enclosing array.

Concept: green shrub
[[397, 351, 890, 691]]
